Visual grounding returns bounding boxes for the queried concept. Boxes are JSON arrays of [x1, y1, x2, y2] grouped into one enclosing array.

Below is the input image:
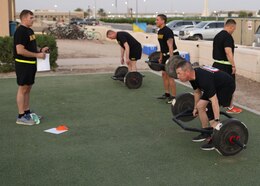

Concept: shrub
[[0, 35, 58, 73], [36, 35, 58, 69], [100, 17, 223, 25], [0, 37, 14, 72]]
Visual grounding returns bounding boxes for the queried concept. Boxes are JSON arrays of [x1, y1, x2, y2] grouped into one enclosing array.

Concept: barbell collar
[[232, 138, 247, 149]]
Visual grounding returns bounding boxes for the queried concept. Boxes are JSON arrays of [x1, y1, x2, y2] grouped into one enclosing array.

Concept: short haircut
[[176, 61, 193, 71], [106, 30, 115, 37], [225, 19, 236, 26], [157, 14, 167, 24], [19, 9, 33, 20]]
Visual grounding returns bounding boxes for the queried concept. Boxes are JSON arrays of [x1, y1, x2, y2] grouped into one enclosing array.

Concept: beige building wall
[[0, 0, 15, 37], [0, 0, 10, 36]]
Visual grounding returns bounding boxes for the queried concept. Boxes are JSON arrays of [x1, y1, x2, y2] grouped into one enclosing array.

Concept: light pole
[[54, 4, 58, 11], [125, 1, 128, 17], [94, 0, 97, 18], [144, 0, 147, 14], [213, 10, 218, 21], [135, 0, 138, 23]]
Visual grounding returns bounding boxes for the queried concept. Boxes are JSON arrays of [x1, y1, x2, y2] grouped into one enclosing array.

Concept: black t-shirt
[[190, 66, 235, 99], [14, 25, 37, 61], [213, 30, 234, 61], [157, 26, 177, 53], [116, 31, 141, 50]]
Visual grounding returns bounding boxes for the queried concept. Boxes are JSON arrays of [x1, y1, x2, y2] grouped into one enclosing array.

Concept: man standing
[[14, 10, 48, 125], [212, 19, 242, 114], [156, 14, 179, 104], [106, 30, 142, 72]]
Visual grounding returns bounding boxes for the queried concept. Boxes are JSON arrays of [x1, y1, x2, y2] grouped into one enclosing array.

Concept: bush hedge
[[100, 17, 223, 25], [0, 35, 58, 73]]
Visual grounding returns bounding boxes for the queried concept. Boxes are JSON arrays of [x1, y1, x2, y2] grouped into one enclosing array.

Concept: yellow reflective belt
[[214, 60, 231, 65], [15, 59, 36, 64]]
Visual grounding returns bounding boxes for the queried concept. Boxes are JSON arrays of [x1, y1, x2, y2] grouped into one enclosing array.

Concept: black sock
[[24, 109, 31, 115], [18, 113, 25, 118], [165, 93, 170, 97]]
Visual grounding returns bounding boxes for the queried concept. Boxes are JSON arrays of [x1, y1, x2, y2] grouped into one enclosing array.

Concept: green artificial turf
[[0, 72, 259, 186]]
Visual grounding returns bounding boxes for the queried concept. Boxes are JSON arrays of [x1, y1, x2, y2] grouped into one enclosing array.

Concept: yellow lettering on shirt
[[158, 34, 164, 39], [30, 34, 36, 41]]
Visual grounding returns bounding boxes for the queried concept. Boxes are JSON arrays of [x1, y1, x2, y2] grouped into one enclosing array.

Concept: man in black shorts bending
[[213, 19, 242, 114], [176, 62, 235, 151], [156, 14, 179, 104], [106, 30, 142, 72], [14, 10, 49, 125]]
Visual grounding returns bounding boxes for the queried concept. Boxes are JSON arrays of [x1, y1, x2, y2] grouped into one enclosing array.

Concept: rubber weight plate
[[165, 55, 187, 79], [213, 118, 249, 156], [114, 66, 128, 81], [147, 51, 164, 71], [125, 72, 143, 89], [171, 93, 195, 122]]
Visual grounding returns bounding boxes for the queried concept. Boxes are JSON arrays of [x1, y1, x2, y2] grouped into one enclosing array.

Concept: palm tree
[[97, 8, 107, 18], [74, 8, 84, 12]]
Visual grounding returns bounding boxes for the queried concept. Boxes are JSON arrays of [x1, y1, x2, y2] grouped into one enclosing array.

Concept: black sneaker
[[157, 93, 169, 100], [166, 96, 175, 104], [192, 133, 210, 142], [200, 138, 215, 151]]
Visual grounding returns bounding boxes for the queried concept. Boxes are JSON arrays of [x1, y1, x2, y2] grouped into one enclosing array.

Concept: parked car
[[173, 25, 195, 36], [179, 21, 224, 40], [84, 18, 99, 25], [70, 18, 84, 25], [70, 18, 99, 26], [167, 20, 200, 30], [152, 20, 200, 33], [252, 25, 260, 47]]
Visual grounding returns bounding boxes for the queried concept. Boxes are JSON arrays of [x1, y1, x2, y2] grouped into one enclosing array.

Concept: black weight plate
[[114, 66, 128, 81], [148, 61, 165, 71], [165, 55, 187, 79], [213, 118, 249, 156], [147, 51, 164, 71], [125, 72, 143, 89], [148, 51, 160, 62], [171, 93, 194, 122]]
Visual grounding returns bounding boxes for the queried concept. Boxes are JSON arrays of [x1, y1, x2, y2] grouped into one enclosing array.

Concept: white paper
[[37, 53, 50, 72], [44, 128, 68, 134]]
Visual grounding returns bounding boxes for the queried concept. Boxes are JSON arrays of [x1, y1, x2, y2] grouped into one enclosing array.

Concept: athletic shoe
[[166, 96, 175, 104], [226, 106, 242, 114], [192, 133, 210, 142], [29, 111, 43, 120], [16, 115, 35, 126], [29, 113, 40, 124], [157, 93, 169, 100], [200, 138, 215, 151]]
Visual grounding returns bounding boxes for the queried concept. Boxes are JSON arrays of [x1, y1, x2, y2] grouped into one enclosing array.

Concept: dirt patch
[[58, 39, 120, 59]]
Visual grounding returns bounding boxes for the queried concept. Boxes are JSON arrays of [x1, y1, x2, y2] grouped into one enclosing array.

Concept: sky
[[16, 0, 260, 14]]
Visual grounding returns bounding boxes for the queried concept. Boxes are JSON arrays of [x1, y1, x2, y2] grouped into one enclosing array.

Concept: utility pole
[[136, 0, 138, 23], [94, 0, 97, 18]]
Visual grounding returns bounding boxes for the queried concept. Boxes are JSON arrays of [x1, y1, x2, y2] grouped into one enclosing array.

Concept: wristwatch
[[214, 119, 220, 122]]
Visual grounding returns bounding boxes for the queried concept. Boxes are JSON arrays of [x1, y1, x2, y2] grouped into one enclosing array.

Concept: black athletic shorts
[[129, 44, 142, 61], [15, 62, 37, 86], [161, 51, 180, 71], [201, 84, 236, 120], [213, 62, 235, 80]]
